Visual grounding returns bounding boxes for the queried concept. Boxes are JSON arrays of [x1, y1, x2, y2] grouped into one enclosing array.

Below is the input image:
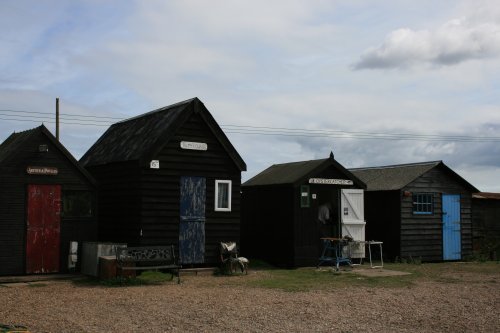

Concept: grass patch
[[136, 270, 174, 284], [383, 261, 500, 280], [70, 261, 500, 292], [246, 259, 275, 270], [244, 266, 415, 292], [236, 261, 500, 292]]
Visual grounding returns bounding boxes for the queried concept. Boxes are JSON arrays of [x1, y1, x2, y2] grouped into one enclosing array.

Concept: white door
[[341, 189, 366, 258]]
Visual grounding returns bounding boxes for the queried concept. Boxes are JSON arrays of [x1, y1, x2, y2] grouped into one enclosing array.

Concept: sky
[[1, 0, 500, 191]]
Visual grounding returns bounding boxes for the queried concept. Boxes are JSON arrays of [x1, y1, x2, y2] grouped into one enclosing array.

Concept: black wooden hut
[[0, 125, 97, 276], [472, 192, 500, 260], [80, 98, 246, 265], [350, 161, 478, 262], [241, 154, 366, 267]]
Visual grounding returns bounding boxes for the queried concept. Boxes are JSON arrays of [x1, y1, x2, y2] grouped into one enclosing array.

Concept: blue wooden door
[[442, 194, 461, 260], [179, 176, 206, 264]]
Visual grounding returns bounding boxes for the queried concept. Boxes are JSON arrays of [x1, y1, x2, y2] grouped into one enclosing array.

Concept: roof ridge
[[271, 157, 328, 167], [350, 160, 441, 171], [8, 125, 43, 136], [116, 97, 198, 125]]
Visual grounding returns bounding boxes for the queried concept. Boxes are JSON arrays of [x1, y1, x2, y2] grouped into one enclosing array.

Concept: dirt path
[[1, 269, 499, 332]]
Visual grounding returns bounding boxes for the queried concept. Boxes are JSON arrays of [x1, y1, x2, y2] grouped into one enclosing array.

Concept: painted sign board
[[180, 141, 208, 151], [26, 166, 58, 176], [150, 160, 160, 169], [309, 178, 353, 185]]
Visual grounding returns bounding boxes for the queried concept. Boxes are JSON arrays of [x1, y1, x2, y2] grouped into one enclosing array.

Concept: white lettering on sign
[[150, 160, 160, 169], [309, 178, 354, 186], [26, 166, 58, 176], [180, 141, 208, 151]]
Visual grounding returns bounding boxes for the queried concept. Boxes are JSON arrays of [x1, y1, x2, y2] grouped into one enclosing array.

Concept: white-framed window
[[215, 180, 232, 212], [413, 193, 434, 215]]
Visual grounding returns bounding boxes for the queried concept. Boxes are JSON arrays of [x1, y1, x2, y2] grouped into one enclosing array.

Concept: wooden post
[[56, 97, 59, 141]]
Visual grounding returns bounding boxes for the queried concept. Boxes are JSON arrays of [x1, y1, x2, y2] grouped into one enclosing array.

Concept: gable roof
[[350, 161, 478, 192], [0, 129, 31, 165], [80, 98, 246, 171], [243, 154, 366, 188], [0, 124, 96, 186]]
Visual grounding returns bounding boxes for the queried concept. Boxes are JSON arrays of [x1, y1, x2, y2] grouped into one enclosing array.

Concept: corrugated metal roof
[[80, 97, 246, 171], [349, 161, 441, 191]]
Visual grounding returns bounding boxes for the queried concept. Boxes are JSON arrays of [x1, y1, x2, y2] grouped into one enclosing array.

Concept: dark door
[[26, 184, 61, 274], [179, 177, 206, 264], [443, 194, 461, 260]]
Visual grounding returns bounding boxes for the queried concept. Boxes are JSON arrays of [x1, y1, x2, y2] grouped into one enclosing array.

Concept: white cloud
[[353, 15, 500, 70], [1, 1, 500, 191]]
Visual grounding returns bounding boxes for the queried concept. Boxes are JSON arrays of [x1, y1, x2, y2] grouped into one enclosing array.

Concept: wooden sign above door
[[309, 178, 353, 185], [26, 166, 58, 176]]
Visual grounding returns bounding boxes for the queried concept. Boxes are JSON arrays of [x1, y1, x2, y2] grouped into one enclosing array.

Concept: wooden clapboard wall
[[0, 125, 97, 276], [82, 98, 246, 265], [352, 162, 477, 262]]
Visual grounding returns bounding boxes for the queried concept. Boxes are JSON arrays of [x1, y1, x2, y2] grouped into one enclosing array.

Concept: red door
[[26, 184, 61, 274]]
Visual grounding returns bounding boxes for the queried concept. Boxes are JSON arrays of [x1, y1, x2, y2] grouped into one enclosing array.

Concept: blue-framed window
[[413, 193, 434, 215]]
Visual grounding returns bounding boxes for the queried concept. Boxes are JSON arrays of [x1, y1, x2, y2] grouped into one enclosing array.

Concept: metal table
[[339, 240, 384, 269], [367, 241, 384, 268], [318, 238, 352, 271]]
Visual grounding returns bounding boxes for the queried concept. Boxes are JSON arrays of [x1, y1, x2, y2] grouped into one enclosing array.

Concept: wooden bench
[[116, 245, 181, 283]]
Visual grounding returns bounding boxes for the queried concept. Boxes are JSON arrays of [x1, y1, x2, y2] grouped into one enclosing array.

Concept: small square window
[[215, 180, 232, 212], [413, 193, 433, 215], [62, 190, 93, 218], [300, 185, 310, 208]]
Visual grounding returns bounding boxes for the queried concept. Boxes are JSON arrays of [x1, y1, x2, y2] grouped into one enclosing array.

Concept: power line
[[0, 117, 111, 126], [0, 113, 113, 124], [222, 129, 500, 142], [220, 125, 500, 143], [220, 124, 500, 141], [0, 109, 123, 120], [1, 110, 499, 143]]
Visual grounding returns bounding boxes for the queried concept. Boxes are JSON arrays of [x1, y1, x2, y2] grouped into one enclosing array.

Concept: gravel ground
[[1, 268, 499, 333]]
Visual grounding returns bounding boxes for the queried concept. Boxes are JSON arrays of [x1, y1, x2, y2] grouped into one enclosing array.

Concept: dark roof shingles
[[80, 98, 246, 171], [0, 125, 96, 186], [0, 128, 35, 164], [80, 100, 190, 166], [244, 159, 326, 186], [350, 161, 440, 191]]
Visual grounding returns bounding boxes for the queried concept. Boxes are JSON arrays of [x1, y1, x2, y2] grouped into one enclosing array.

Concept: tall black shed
[[0, 125, 97, 276], [80, 98, 246, 265], [350, 161, 478, 262], [242, 154, 366, 267], [472, 192, 500, 260]]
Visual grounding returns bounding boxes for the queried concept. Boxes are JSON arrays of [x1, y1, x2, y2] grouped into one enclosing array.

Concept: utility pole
[[56, 97, 60, 141]]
